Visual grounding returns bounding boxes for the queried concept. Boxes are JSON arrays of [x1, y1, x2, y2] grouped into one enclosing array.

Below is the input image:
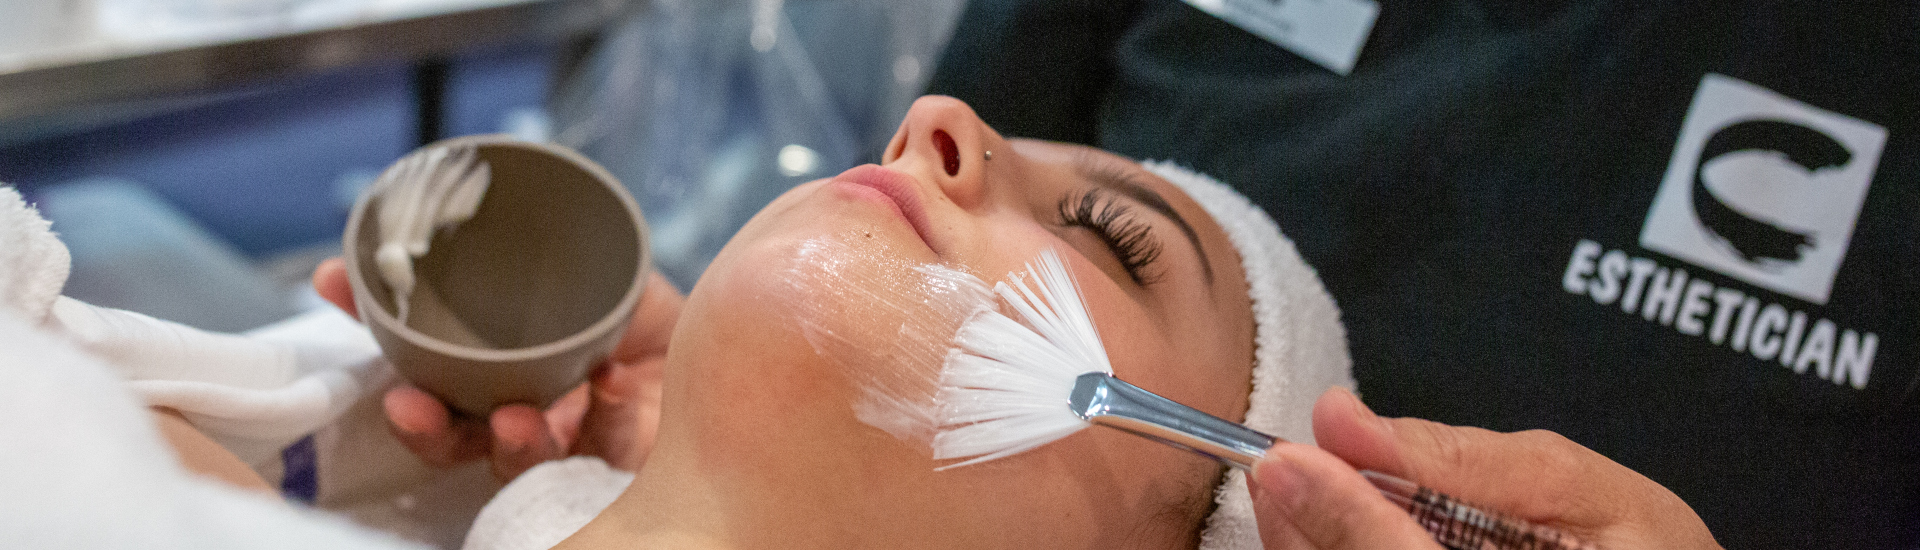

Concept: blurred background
[[0, 0, 964, 332]]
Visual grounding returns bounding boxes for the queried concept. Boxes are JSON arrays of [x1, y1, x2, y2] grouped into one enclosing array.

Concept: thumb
[[1307, 387, 1715, 546], [1249, 441, 1442, 550], [1311, 387, 1589, 517]]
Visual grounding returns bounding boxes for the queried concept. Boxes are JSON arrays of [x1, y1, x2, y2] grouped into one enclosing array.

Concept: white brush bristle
[[931, 249, 1111, 470]]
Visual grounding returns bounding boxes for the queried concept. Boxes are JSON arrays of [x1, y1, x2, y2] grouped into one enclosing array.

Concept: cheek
[[944, 211, 1056, 278], [779, 233, 993, 445], [1147, 286, 1255, 425], [666, 230, 996, 486]]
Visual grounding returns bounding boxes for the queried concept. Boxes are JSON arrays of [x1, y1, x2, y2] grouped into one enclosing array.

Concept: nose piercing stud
[[984, 150, 993, 161]]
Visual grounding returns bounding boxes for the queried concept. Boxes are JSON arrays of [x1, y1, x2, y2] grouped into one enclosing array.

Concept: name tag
[[1184, 0, 1380, 75]]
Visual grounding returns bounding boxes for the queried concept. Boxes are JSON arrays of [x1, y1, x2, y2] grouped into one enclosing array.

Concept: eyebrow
[[1075, 158, 1216, 284]]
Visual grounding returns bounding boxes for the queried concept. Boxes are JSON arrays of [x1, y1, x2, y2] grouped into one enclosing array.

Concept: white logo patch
[[1183, 0, 1379, 75], [1640, 74, 1886, 305]]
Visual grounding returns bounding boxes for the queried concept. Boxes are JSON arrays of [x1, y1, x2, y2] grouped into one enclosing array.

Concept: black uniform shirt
[[931, 1, 1920, 547]]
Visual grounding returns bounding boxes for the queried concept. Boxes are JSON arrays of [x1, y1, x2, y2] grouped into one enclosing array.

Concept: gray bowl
[[344, 135, 649, 416]]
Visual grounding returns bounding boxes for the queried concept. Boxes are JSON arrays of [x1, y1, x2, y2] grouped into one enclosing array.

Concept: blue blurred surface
[[0, 43, 557, 329], [0, 44, 555, 259]]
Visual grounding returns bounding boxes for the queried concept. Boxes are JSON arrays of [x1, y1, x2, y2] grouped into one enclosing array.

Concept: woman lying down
[[0, 96, 1351, 549]]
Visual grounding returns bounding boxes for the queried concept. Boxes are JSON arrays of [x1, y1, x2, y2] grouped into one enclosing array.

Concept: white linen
[[0, 301, 426, 549], [462, 457, 633, 550]]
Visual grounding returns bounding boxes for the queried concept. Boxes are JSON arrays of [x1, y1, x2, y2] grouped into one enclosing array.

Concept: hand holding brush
[[932, 249, 1722, 550], [1247, 387, 1722, 550]]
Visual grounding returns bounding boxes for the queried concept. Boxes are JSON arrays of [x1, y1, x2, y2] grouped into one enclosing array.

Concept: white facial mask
[[778, 233, 992, 445]]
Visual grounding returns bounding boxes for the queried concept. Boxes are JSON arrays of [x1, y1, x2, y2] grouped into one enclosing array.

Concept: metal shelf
[[0, 0, 629, 125]]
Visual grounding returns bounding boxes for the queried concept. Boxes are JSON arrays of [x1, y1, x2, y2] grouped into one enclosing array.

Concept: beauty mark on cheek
[[780, 233, 992, 445]]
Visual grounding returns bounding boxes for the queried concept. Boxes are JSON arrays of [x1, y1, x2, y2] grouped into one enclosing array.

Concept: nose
[[882, 96, 995, 209]]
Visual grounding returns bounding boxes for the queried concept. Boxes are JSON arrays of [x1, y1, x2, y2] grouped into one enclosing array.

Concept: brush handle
[[1364, 471, 1601, 550], [1071, 373, 1273, 468], [1071, 374, 1602, 550]]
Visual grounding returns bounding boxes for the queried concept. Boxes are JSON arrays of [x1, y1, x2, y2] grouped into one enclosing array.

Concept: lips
[[832, 164, 936, 250]]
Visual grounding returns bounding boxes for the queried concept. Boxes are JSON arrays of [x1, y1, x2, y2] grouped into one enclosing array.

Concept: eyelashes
[[1058, 188, 1164, 286]]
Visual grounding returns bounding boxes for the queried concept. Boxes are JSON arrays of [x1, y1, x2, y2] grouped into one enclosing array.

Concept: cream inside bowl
[[343, 135, 649, 416]]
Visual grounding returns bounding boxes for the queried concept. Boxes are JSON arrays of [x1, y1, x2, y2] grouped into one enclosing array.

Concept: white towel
[[50, 298, 392, 466], [47, 295, 497, 547], [0, 281, 425, 549], [0, 186, 69, 323], [0, 185, 493, 548], [462, 457, 634, 550]]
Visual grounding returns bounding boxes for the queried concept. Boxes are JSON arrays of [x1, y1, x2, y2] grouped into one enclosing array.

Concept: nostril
[[933, 130, 960, 176]]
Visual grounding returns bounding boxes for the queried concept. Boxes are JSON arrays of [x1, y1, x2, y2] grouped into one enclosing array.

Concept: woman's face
[[641, 96, 1255, 548]]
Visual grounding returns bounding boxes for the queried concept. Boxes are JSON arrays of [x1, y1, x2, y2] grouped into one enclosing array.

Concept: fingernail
[[390, 415, 424, 435], [500, 434, 529, 455], [384, 395, 431, 435], [1252, 448, 1310, 514]]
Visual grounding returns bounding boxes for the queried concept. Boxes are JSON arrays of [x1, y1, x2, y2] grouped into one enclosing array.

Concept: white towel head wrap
[[1139, 161, 1355, 550]]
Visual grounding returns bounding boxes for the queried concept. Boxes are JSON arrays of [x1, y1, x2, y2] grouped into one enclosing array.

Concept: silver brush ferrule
[[1068, 372, 1275, 470]]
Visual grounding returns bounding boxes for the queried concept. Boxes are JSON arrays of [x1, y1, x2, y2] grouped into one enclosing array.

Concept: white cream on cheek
[[780, 231, 992, 446]]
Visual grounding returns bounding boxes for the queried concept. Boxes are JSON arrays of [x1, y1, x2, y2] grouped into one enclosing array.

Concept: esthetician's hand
[[1249, 388, 1724, 550], [313, 258, 683, 482]]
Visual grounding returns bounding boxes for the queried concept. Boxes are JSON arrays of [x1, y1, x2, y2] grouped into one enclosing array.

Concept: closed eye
[[1058, 188, 1164, 286]]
